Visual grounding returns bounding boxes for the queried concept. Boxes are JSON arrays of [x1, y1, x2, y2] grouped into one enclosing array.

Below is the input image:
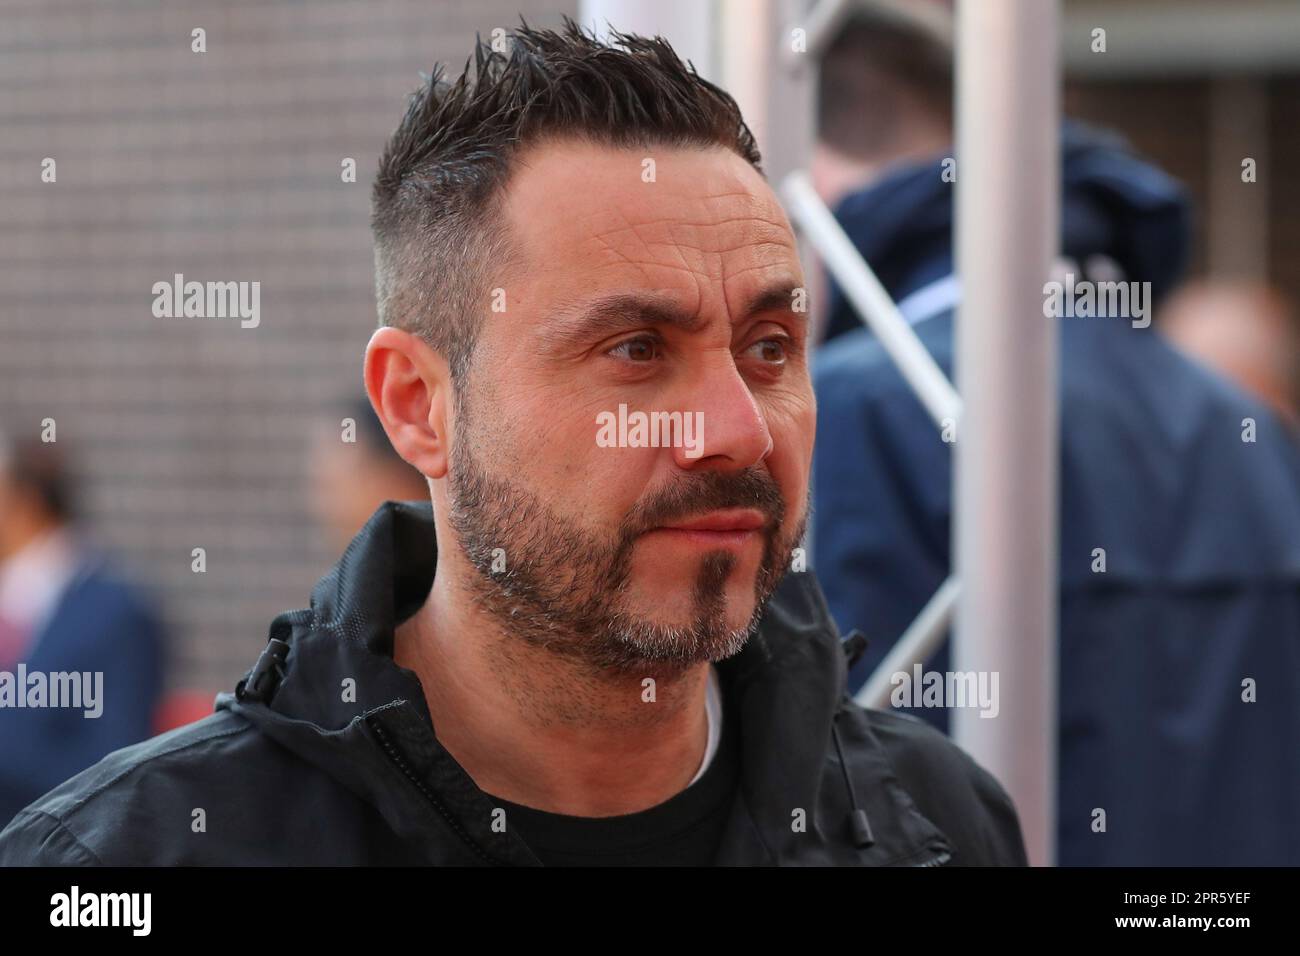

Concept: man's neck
[[392, 560, 712, 817]]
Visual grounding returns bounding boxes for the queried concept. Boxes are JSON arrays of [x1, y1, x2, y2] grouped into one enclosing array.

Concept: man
[[0, 433, 166, 828], [0, 19, 1025, 866], [811, 10, 1300, 864]]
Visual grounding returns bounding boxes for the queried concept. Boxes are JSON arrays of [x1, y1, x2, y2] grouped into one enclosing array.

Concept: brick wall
[[0, 0, 572, 693]]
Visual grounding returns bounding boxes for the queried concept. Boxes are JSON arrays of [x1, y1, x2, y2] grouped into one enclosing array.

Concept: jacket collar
[[218, 501, 950, 865]]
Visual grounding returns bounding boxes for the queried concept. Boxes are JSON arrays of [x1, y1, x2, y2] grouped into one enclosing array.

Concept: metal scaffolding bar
[[952, 0, 1061, 866], [855, 577, 960, 710], [781, 171, 963, 430]]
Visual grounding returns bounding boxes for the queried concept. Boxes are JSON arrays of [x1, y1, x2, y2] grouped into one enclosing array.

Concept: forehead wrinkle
[[578, 220, 709, 301], [589, 204, 660, 264], [592, 212, 793, 255], [678, 228, 799, 268], [696, 187, 767, 202], [577, 217, 794, 307], [577, 181, 790, 247]]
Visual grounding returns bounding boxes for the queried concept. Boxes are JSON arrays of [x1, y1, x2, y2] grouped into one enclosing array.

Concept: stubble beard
[[444, 413, 806, 677]]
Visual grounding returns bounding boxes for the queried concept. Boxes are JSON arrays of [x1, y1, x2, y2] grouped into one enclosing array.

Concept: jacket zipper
[[365, 714, 502, 866]]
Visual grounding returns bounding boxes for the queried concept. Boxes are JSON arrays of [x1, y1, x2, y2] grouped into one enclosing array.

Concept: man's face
[[444, 139, 814, 674]]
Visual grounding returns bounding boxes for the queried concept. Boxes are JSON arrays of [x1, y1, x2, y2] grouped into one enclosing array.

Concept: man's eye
[[607, 335, 661, 362], [745, 337, 788, 364]]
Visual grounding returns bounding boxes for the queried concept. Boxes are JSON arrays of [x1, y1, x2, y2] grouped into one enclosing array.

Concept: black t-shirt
[[487, 705, 740, 867]]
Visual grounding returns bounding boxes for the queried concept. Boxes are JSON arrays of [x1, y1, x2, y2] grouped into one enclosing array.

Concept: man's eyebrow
[[548, 282, 806, 347], [548, 292, 705, 347], [740, 283, 807, 322]]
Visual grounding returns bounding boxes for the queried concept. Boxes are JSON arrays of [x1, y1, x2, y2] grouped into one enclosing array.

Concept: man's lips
[[658, 509, 766, 533], [643, 509, 767, 549]]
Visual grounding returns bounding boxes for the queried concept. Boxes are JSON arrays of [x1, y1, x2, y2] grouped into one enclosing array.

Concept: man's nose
[[671, 359, 772, 471]]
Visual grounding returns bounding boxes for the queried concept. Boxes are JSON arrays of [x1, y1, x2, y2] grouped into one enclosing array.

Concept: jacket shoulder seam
[[51, 717, 253, 821]]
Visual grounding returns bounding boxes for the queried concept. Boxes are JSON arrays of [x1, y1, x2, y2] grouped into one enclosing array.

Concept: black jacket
[[0, 501, 1027, 866]]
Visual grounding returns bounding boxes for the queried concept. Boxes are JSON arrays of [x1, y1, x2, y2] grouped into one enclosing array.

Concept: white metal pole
[[720, 0, 815, 187], [856, 577, 960, 710], [952, 0, 1060, 866], [782, 171, 963, 430]]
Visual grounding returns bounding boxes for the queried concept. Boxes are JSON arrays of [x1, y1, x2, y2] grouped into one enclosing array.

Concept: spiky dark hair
[[370, 16, 762, 387]]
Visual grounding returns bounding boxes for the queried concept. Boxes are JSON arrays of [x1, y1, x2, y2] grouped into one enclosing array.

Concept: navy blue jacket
[[812, 122, 1300, 865], [0, 555, 166, 829]]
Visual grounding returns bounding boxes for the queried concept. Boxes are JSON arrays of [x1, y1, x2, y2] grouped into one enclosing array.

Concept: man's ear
[[363, 327, 453, 480]]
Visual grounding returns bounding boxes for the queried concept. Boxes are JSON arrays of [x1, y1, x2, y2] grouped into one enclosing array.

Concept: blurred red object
[[153, 690, 216, 734]]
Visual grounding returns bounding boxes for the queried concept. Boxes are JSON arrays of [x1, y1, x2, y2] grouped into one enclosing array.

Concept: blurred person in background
[[309, 397, 430, 554], [810, 5, 1300, 864], [0, 431, 166, 828], [1159, 280, 1300, 429], [807, 0, 952, 341]]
